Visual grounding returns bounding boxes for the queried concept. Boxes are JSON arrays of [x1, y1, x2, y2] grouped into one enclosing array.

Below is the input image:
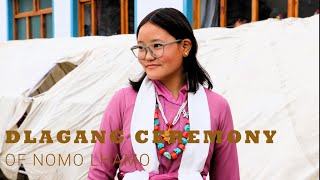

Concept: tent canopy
[[0, 15, 319, 180]]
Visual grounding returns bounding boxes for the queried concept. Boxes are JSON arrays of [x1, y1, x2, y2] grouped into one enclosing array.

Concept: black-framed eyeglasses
[[130, 39, 182, 60]]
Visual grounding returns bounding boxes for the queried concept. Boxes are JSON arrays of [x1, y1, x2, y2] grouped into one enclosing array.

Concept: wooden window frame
[[251, 0, 259, 22], [120, 0, 129, 34], [193, 0, 228, 28], [193, 0, 300, 28], [78, 0, 129, 37], [288, 0, 299, 17], [193, 0, 201, 29], [13, 0, 52, 40], [78, 0, 96, 36], [220, 0, 227, 27]]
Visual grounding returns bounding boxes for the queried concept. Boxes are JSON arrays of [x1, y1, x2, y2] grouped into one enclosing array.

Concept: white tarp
[[0, 36, 134, 153], [0, 15, 318, 180]]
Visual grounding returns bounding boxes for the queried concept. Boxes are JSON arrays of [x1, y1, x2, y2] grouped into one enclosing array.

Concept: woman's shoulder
[[115, 85, 137, 95], [203, 88, 233, 128], [103, 86, 137, 118], [203, 87, 230, 110], [110, 85, 138, 103]]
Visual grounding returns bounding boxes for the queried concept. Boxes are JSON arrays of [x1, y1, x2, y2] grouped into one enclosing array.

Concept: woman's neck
[[159, 75, 185, 100]]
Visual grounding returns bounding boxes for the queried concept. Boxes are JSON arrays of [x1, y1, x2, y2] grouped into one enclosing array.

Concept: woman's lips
[[146, 64, 160, 69]]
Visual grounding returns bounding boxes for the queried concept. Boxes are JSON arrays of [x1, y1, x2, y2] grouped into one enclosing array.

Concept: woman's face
[[137, 22, 185, 82]]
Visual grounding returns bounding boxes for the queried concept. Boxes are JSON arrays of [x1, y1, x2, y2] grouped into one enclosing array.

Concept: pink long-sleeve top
[[88, 80, 240, 180]]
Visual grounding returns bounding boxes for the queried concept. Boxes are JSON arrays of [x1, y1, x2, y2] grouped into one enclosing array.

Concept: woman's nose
[[145, 48, 156, 61]]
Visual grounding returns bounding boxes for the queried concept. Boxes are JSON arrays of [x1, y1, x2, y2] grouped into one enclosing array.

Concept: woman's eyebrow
[[150, 39, 163, 43], [137, 39, 163, 44]]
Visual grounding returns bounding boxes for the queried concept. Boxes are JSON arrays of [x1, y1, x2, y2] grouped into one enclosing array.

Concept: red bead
[[171, 152, 178, 159], [167, 123, 172, 127], [154, 112, 159, 119], [183, 132, 189, 138], [154, 126, 160, 131], [178, 144, 185, 151], [186, 120, 190, 124], [159, 148, 166, 154]]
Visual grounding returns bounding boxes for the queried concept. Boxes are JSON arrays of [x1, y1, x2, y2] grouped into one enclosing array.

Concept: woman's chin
[[146, 73, 162, 80]]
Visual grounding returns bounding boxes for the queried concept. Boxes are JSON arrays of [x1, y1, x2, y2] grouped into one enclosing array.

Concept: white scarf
[[128, 77, 211, 180]]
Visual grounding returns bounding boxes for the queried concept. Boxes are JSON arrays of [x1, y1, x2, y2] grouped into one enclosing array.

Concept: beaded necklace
[[154, 92, 190, 160]]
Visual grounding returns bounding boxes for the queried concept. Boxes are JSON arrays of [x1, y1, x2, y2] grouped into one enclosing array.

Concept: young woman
[[88, 8, 240, 180]]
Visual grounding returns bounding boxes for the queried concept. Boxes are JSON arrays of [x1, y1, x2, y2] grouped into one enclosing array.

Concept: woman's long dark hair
[[129, 8, 213, 93]]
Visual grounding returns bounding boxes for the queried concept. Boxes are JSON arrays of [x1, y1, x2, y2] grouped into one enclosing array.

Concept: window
[[195, 0, 319, 28], [13, 0, 53, 40], [78, 0, 134, 36]]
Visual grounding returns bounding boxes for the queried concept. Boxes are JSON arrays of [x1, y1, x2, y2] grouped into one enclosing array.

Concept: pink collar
[[152, 80, 188, 105]]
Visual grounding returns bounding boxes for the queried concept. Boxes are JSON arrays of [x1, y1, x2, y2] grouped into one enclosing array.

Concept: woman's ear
[[182, 39, 192, 57]]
